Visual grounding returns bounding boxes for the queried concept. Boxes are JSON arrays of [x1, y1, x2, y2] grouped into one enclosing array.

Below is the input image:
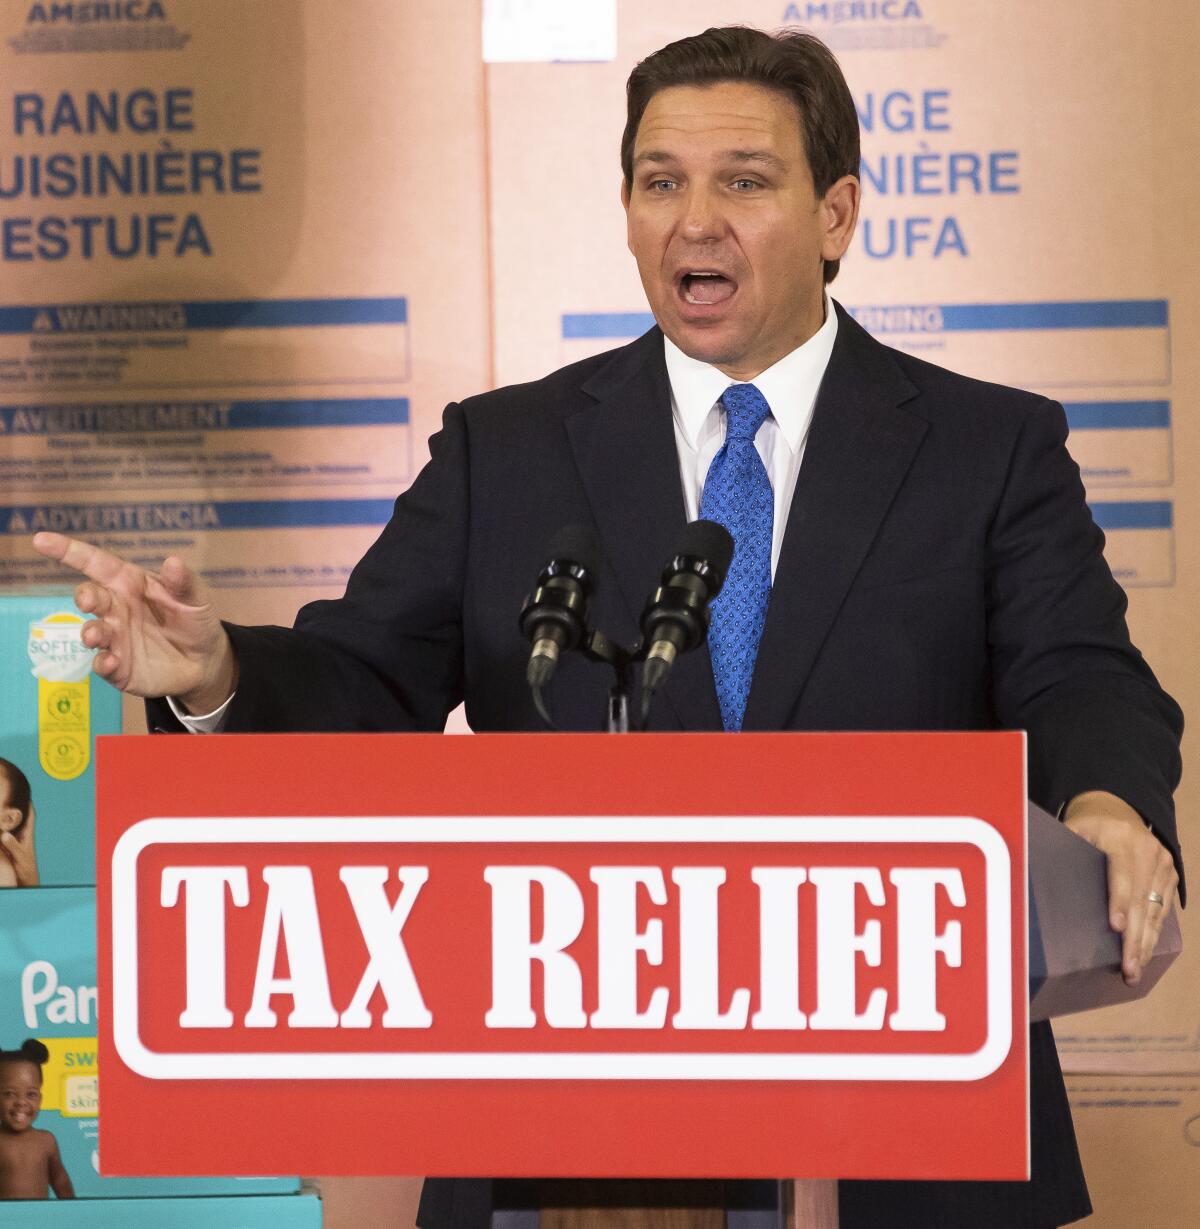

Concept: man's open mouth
[[679, 271, 736, 305]]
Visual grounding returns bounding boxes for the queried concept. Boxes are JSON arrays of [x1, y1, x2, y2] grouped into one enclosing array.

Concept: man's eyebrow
[[724, 150, 788, 170], [632, 150, 677, 168], [632, 149, 787, 170]]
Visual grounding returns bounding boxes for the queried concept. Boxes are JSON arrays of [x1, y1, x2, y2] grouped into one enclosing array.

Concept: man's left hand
[[1064, 790, 1179, 985]]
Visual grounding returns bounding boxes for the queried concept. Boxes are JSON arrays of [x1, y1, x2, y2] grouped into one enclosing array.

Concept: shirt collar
[[664, 291, 839, 452]]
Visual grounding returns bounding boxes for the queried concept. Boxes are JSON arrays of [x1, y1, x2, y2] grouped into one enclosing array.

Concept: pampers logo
[[21, 959, 98, 1028], [782, 0, 947, 50], [10, 1, 189, 53]]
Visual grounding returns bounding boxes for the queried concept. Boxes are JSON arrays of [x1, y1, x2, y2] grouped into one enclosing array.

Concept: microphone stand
[[579, 629, 635, 733], [525, 622, 649, 733]]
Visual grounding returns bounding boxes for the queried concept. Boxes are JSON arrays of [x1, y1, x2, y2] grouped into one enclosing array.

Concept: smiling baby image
[[0, 1040, 74, 1200]]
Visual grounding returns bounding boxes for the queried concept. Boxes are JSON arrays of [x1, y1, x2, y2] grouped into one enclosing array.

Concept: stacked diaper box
[[1, 595, 122, 888], [0, 595, 320, 1223]]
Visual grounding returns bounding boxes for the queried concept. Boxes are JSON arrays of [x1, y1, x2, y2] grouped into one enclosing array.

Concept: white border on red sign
[[111, 816, 1014, 1082]]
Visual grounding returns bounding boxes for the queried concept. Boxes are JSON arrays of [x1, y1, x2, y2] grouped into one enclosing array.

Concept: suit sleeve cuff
[[165, 691, 236, 733]]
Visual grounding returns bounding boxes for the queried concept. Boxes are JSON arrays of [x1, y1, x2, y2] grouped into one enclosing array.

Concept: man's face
[[623, 81, 855, 381], [0, 1062, 41, 1133]]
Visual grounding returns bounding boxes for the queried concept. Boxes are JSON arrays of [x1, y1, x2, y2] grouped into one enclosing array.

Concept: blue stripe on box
[[1064, 401, 1170, 431], [182, 298, 407, 329], [213, 499, 396, 528], [932, 300, 1167, 331], [562, 312, 656, 339], [0, 399, 409, 433], [224, 398, 410, 429], [1089, 501, 1172, 530], [1, 500, 396, 533], [0, 297, 407, 335]]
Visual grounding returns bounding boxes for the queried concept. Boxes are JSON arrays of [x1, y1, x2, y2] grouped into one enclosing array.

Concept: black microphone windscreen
[[545, 523, 602, 572], [678, 519, 734, 576]]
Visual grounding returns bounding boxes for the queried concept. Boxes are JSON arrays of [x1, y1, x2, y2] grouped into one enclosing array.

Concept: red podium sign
[[96, 732, 1028, 1179]]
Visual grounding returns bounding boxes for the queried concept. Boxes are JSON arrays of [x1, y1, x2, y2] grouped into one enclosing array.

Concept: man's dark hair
[[0, 758, 31, 834], [621, 26, 860, 283]]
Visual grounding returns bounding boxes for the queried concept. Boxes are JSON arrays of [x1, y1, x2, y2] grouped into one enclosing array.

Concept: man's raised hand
[[31, 532, 237, 714]]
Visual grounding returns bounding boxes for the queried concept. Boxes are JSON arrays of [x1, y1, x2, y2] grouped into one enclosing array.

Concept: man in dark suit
[[35, 25, 1181, 1229]]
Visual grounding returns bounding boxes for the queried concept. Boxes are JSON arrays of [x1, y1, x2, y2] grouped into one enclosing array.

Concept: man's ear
[[621, 178, 633, 252], [0, 809, 21, 834], [819, 174, 861, 264]]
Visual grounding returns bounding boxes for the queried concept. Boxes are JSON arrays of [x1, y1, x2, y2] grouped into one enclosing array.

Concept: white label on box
[[483, 0, 616, 63]]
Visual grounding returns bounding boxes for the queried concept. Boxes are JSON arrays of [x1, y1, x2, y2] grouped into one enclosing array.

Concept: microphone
[[519, 524, 601, 691], [639, 519, 734, 714]]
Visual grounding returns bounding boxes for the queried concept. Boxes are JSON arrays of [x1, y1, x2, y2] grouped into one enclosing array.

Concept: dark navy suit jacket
[[153, 303, 1183, 1228]]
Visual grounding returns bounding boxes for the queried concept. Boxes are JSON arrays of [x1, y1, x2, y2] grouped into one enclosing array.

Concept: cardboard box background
[[1068, 1074, 1200, 1227], [0, 0, 492, 636]]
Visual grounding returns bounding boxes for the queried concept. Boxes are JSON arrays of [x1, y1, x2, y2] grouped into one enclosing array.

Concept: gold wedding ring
[[1147, 891, 1165, 907]]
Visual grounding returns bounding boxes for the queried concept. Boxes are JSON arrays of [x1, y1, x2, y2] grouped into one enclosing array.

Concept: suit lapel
[[568, 331, 722, 730], [742, 307, 927, 731]]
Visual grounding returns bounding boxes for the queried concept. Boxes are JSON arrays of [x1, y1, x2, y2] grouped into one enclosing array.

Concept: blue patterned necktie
[[699, 383, 774, 732]]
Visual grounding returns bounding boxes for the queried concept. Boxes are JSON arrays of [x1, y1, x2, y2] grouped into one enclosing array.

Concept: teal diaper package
[[0, 886, 300, 1201], [0, 594, 122, 886]]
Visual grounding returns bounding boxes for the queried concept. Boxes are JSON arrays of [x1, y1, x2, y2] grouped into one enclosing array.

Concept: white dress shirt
[[173, 295, 839, 732], [665, 292, 838, 578]]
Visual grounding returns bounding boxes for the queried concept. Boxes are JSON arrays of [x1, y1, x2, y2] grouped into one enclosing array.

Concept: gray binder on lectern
[[1028, 801, 1182, 1022]]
